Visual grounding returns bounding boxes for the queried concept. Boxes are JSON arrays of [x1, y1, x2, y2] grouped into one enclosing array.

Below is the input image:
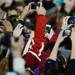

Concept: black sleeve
[[68, 59, 75, 75]]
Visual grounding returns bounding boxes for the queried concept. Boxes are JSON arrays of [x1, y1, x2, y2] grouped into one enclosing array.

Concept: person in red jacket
[[23, 3, 50, 70]]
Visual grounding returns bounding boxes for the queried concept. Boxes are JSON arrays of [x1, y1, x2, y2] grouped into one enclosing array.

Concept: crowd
[[0, 0, 75, 75]]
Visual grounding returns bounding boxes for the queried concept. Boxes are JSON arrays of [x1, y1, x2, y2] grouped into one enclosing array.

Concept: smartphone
[[46, 24, 51, 34]]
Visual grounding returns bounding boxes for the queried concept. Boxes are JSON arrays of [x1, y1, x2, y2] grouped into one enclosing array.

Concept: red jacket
[[23, 15, 58, 72], [24, 15, 48, 69]]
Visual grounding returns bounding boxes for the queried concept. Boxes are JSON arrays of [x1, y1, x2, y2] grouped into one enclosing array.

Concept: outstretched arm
[[48, 16, 70, 61], [46, 16, 71, 71], [19, 2, 35, 21]]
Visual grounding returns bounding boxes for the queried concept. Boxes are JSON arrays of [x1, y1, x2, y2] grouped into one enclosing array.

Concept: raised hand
[[36, 3, 46, 16], [20, 2, 35, 20], [61, 16, 70, 30], [3, 20, 13, 32], [13, 23, 23, 38]]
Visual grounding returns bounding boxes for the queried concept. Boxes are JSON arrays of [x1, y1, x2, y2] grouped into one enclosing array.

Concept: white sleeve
[[13, 57, 25, 74], [22, 31, 34, 56]]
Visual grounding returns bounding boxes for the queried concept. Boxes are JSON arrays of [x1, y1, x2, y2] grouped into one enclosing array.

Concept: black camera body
[[63, 16, 75, 36], [68, 16, 75, 25]]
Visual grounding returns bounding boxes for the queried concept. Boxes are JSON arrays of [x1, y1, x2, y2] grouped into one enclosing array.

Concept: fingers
[[17, 23, 23, 29], [28, 2, 34, 10], [62, 16, 73, 30], [36, 5, 46, 15], [13, 23, 24, 38], [64, 16, 70, 22], [16, 23, 24, 31], [28, 2, 34, 7], [38, 2, 42, 8], [27, 2, 36, 13], [67, 24, 73, 28], [62, 16, 70, 25], [29, 9, 36, 13], [18, 24, 24, 31], [36, 2, 42, 10]]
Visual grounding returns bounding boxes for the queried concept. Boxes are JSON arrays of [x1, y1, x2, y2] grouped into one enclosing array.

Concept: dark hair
[[0, 32, 12, 47]]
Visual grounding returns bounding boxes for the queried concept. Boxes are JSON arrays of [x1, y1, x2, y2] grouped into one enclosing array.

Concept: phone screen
[[46, 24, 51, 33]]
